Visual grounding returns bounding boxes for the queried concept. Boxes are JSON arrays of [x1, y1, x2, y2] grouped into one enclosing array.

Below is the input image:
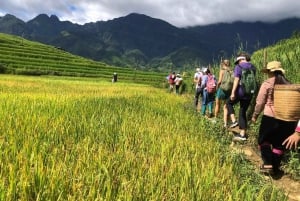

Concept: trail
[[229, 127, 300, 201]]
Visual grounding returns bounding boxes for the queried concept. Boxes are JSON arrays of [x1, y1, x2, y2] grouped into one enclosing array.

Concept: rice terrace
[[0, 33, 299, 200]]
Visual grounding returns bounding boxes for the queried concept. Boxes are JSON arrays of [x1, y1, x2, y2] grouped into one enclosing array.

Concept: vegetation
[[251, 33, 300, 84], [0, 75, 288, 200], [0, 33, 167, 87], [0, 30, 298, 200]]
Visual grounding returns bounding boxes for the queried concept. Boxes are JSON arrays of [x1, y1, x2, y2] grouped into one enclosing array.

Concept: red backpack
[[168, 74, 176, 84], [206, 74, 216, 94]]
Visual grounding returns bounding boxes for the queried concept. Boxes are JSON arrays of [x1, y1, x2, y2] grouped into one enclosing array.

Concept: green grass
[[0, 75, 288, 200], [0, 33, 166, 87]]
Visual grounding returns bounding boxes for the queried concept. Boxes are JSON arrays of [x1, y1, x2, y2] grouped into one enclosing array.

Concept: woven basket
[[274, 84, 300, 121]]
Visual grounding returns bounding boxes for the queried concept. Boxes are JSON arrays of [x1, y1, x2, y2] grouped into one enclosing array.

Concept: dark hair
[[274, 71, 291, 84], [237, 52, 251, 61]]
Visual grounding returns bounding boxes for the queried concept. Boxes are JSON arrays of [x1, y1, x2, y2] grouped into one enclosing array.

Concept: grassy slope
[[0, 33, 166, 86], [251, 35, 300, 83]]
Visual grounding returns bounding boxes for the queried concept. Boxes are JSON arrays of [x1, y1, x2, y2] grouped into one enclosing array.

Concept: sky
[[0, 0, 300, 27]]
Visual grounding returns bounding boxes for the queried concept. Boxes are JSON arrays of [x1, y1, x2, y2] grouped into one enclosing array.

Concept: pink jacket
[[253, 77, 275, 118]]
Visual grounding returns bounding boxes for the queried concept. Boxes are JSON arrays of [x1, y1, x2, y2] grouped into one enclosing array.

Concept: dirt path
[[229, 128, 300, 201]]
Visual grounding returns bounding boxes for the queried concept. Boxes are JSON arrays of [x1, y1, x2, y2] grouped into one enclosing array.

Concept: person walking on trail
[[168, 72, 176, 93], [174, 74, 183, 95], [226, 52, 256, 141], [214, 59, 233, 126], [251, 61, 298, 175], [200, 68, 217, 118], [194, 68, 203, 111]]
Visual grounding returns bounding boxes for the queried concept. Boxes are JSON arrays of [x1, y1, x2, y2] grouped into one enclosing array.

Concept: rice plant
[[0, 75, 288, 201]]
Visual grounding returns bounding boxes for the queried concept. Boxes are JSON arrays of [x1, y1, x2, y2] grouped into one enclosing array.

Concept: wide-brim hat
[[261, 61, 285, 74]]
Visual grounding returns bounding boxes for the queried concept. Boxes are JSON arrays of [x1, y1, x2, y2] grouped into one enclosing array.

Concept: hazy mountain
[[0, 13, 299, 71]]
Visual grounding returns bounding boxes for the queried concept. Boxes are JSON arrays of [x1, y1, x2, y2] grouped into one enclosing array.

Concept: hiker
[[251, 61, 298, 174], [168, 72, 176, 93], [214, 59, 233, 126], [226, 52, 256, 141], [201, 68, 217, 118], [112, 72, 118, 82], [174, 73, 183, 95], [194, 67, 203, 111], [282, 120, 300, 149]]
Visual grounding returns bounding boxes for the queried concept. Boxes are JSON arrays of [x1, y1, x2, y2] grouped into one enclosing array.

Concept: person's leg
[[223, 104, 228, 127], [258, 115, 277, 169], [272, 120, 297, 173], [201, 90, 208, 116], [214, 98, 220, 118], [207, 93, 214, 117], [238, 98, 251, 136], [175, 85, 179, 94], [208, 101, 213, 118], [169, 84, 173, 93], [226, 98, 238, 127], [214, 89, 221, 118], [194, 88, 201, 109]]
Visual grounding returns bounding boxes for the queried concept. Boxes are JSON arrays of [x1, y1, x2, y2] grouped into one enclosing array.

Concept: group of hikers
[[184, 52, 299, 176], [167, 72, 183, 94]]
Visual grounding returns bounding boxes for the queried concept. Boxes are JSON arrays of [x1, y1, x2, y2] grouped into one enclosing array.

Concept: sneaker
[[211, 118, 217, 123], [229, 121, 238, 128], [233, 133, 247, 141]]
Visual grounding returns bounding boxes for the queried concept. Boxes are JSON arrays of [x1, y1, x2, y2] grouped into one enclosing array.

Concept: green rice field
[[0, 75, 287, 201]]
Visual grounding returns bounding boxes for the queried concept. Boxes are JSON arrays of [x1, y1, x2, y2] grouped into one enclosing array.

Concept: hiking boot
[[233, 133, 247, 141], [229, 121, 238, 128]]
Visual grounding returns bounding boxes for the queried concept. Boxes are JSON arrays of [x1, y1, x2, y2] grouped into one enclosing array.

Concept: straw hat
[[261, 61, 285, 74]]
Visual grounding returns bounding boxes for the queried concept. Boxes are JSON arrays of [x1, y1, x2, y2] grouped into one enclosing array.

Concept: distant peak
[[50, 15, 59, 21]]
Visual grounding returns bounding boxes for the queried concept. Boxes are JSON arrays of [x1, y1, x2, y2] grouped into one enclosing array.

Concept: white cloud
[[0, 0, 300, 27]]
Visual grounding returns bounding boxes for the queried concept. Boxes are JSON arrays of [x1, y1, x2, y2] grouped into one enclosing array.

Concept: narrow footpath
[[229, 127, 300, 201]]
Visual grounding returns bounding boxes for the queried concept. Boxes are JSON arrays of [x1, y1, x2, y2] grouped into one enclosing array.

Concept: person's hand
[[230, 93, 235, 101], [282, 132, 300, 150], [251, 116, 256, 123]]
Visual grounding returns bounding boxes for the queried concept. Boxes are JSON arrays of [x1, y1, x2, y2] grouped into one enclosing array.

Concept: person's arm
[[251, 82, 268, 122], [230, 77, 239, 100], [230, 66, 239, 100], [193, 75, 198, 84], [282, 120, 300, 149], [217, 69, 224, 87]]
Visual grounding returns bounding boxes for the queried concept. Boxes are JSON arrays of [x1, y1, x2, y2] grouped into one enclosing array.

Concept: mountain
[[0, 13, 300, 71]]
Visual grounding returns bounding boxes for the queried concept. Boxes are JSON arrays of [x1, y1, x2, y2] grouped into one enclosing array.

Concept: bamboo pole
[[263, 49, 267, 68]]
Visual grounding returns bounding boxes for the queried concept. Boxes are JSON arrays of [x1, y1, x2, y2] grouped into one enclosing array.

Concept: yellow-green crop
[[0, 75, 287, 201]]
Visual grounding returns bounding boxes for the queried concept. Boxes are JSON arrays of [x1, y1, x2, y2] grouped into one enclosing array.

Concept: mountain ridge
[[0, 13, 299, 71]]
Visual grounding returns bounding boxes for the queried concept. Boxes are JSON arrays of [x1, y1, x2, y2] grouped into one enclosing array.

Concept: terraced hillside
[[0, 33, 166, 86], [251, 34, 300, 84]]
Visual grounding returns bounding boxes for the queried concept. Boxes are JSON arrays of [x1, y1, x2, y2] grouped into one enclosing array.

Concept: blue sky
[[0, 0, 300, 27]]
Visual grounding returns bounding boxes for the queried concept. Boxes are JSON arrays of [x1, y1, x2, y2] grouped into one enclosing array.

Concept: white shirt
[[194, 72, 203, 88]]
